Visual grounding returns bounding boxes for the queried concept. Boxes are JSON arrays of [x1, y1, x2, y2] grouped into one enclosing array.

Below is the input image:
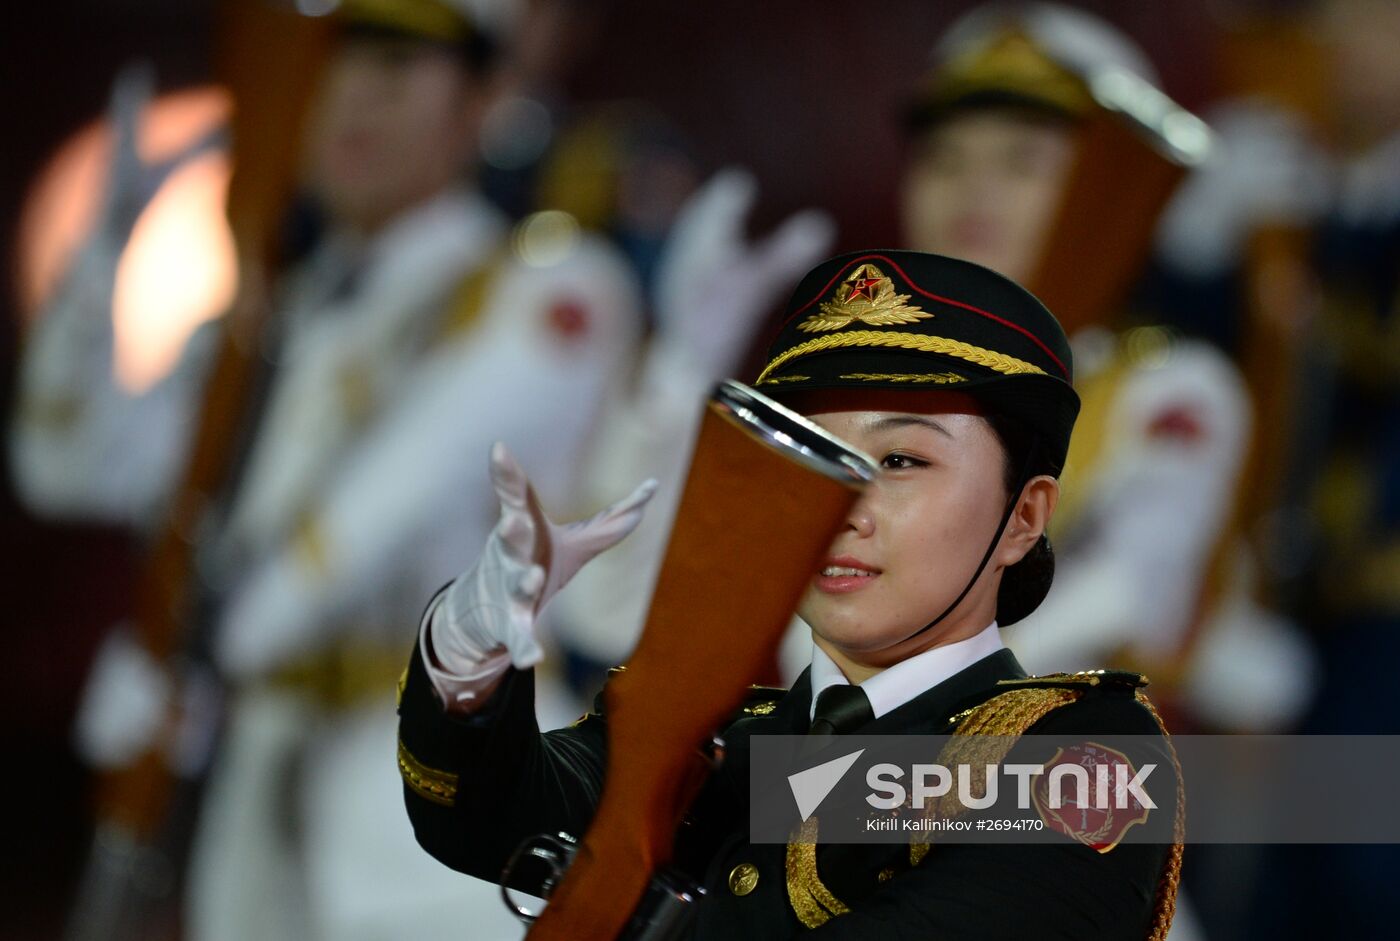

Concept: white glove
[[98, 62, 226, 244], [24, 62, 224, 383], [1155, 99, 1333, 278], [426, 443, 657, 708], [73, 626, 171, 769], [213, 552, 319, 681], [16, 61, 225, 441], [652, 168, 835, 379]]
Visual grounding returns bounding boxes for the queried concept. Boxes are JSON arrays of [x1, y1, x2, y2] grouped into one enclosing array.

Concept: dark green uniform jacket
[[397, 636, 1179, 940]]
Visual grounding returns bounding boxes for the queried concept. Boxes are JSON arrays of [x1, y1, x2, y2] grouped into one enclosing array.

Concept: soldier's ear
[[997, 475, 1058, 567]]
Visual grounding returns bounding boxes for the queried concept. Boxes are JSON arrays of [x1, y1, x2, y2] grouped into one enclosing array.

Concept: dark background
[[0, 1, 1224, 935]]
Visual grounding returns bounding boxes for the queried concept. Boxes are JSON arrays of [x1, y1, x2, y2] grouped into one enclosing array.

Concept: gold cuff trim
[[838, 371, 965, 384], [755, 330, 1046, 385], [397, 740, 458, 807]]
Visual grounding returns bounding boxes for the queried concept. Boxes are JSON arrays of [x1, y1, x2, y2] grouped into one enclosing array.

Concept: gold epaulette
[[790, 679, 1086, 929], [435, 248, 508, 343], [933, 676, 1184, 941], [995, 669, 1149, 691]]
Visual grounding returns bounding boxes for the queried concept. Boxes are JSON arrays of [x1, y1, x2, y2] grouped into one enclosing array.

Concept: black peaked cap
[[754, 250, 1080, 470]]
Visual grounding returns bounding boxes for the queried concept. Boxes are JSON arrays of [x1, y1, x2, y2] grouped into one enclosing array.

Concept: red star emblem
[[846, 275, 882, 301]]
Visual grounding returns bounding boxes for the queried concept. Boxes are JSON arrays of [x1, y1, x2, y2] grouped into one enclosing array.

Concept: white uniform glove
[[1155, 99, 1333, 278], [73, 626, 171, 769], [424, 443, 656, 710], [652, 168, 835, 381], [9, 62, 226, 524], [545, 172, 831, 666], [213, 553, 320, 681], [96, 62, 227, 249]]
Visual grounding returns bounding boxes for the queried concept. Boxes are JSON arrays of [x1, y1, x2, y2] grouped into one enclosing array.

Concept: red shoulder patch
[[1031, 742, 1153, 853], [1146, 405, 1205, 443], [546, 298, 590, 341]]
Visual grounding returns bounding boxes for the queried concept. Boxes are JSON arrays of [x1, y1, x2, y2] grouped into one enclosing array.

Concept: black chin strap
[[899, 436, 1042, 645]]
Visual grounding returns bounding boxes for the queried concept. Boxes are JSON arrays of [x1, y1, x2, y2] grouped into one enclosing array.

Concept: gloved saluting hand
[[1155, 100, 1332, 278], [652, 168, 836, 381], [425, 443, 657, 710]]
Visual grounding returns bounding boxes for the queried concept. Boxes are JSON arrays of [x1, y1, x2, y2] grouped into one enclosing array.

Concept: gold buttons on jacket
[[728, 862, 759, 896]]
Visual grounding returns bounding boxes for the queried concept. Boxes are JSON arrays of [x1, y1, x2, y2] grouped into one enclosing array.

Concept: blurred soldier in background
[[898, 2, 1315, 737], [1145, 1, 1400, 934], [1299, 0, 1400, 734], [8, 1, 641, 938], [1154, 0, 1400, 735]]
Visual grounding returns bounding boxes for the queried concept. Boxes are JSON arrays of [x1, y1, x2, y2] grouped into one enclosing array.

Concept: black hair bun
[[997, 534, 1054, 626]]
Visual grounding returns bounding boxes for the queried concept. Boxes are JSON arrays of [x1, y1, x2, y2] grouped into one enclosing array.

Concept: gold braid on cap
[[919, 32, 1094, 117], [838, 372, 965, 384], [756, 330, 1047, 386], [341, 0, 474, 44]]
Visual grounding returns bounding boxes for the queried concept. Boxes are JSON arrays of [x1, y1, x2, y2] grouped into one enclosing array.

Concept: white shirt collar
[[807, 621, 1004, 722]]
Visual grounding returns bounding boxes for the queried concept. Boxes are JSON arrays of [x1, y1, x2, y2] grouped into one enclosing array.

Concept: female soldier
[[397, 250, 1182, 939]]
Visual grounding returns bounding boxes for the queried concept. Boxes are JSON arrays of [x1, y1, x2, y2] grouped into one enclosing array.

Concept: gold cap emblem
[[798, 264, 932, 333]]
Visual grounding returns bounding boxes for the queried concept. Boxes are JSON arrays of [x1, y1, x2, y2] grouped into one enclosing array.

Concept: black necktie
[[809, 684, 874, 738]]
